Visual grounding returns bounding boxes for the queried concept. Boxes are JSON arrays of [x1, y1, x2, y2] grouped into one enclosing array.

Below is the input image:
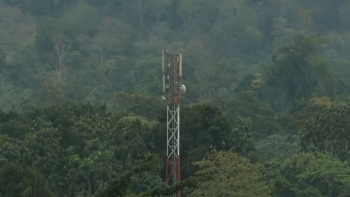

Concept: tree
[[51, 33, 71, 79], [0, 1, 35, 52], [0, 134, 21, 166], [19, 118, 65, 195], [95, 154, 161, 197], [259, 34, 329, 111], [300, 101, 350, 161], [211, 0, 263, 57], [230, 117, 257, 162], [64, 114, 121, 196], [0, 163, 55, 197], [257, 134, 299, 162], [213, 90, 282, 140], [273, 153, 350, 197], [114, 92, 163, 119], [187, 149, 271, 197]]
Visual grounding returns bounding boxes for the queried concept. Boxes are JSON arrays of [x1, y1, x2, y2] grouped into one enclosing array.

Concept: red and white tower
[[162, 50, 185, 197]]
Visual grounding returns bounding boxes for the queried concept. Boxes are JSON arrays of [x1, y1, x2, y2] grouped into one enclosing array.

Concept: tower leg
[[177, 157, 181, 197]]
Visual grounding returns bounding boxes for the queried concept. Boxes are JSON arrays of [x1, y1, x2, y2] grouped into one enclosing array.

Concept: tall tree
[[187, 149, 271, 197]]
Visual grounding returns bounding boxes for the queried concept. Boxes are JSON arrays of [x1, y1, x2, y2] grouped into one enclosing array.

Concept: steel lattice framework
[[162, 50, 182, 197]]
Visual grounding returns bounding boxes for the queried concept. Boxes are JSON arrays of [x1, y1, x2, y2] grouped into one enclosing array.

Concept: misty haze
[[0, 0, 350, 196]]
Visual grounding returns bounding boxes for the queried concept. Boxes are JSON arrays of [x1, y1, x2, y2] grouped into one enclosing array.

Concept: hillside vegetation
[[1, 0, 350, 196]]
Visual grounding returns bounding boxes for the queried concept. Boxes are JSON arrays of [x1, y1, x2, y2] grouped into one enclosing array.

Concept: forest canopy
[[1, 0, 350, 196]]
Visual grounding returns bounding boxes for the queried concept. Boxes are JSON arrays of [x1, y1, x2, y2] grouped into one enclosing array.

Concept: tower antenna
[[162, 50, 185, 197]]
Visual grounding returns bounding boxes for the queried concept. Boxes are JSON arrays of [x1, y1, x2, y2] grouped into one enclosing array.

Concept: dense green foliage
[[1, 0, 350, 196]]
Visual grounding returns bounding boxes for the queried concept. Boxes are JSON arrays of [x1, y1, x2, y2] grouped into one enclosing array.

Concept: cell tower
[[162, 50, 186, 197]]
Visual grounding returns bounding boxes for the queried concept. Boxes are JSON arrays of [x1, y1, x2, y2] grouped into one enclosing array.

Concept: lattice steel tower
[[162, 50, 185, 197]]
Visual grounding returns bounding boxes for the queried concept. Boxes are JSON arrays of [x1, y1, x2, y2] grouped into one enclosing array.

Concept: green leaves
[[188, 149, 271, 197], [300, 102, 350, 161], [3, 0, 350, 196], [0, 163, 55, 197], [273, 153, 350, 197], [95, 154, 161, 197]]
